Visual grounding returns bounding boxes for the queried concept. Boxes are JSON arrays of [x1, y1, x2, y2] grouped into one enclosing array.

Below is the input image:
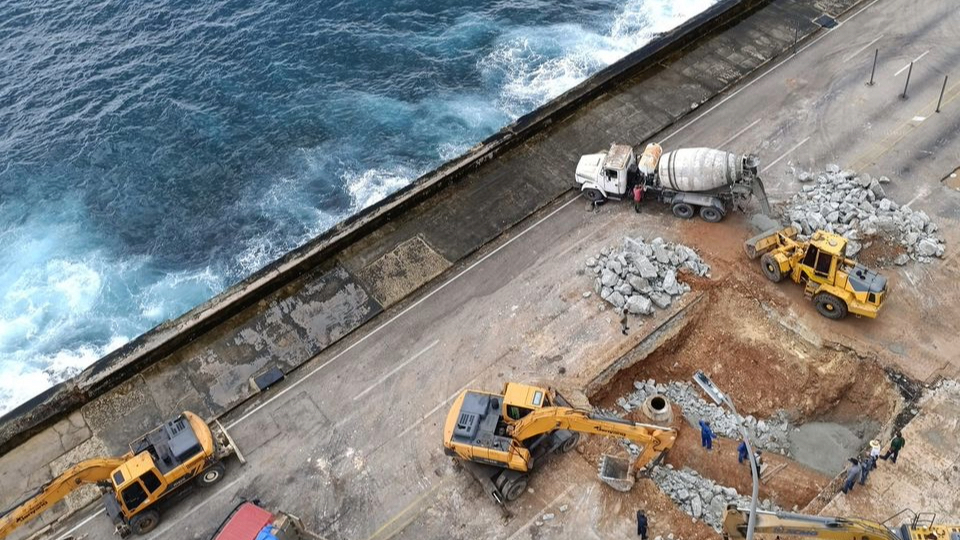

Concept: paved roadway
[[46, 0, 960, 538]]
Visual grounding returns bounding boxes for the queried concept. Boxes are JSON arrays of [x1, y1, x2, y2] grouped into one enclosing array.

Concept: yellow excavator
[[722, 506, 960, 540], [744, 227, 887, 319], [0, 411, 244, 538], [443, 382, 677, 503]]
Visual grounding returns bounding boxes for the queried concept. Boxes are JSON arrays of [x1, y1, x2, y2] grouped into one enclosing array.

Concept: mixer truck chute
[[575, 143, 771, 221]]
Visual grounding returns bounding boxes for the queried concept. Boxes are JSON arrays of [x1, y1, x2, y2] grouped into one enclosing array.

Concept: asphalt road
[[45, 0, 960, 538]]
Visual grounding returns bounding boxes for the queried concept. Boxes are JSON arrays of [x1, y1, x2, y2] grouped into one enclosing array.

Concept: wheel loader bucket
[[598, 454, 635, 492], [743, 226, 799, 259], [213, 420, 246, 464]]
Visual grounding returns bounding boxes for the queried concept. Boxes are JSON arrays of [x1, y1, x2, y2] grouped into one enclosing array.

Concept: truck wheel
[[198, 462, 225, 487], [699, 206, 723, 223], [582, 188, 604, 203], [130, 509, 160, 535], [556, 433, 580, 454], [671, 203, 694, 219], [813, 293, 848, 320], [502, 476, 528, 502], [760, 254, 783, 283]]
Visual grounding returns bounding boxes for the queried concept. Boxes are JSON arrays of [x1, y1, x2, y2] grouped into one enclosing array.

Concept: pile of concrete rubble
[[651, 465, 779, 531], [585, 237, 710, 315], [787, 165, 945, 263], [618, 380, 791, 455]]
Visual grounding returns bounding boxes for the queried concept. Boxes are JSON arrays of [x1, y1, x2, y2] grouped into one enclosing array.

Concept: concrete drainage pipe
[[641, 394, 674, 424]]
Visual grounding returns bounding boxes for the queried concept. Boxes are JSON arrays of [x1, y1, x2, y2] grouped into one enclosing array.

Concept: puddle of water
[[788, 420, 879, 475]]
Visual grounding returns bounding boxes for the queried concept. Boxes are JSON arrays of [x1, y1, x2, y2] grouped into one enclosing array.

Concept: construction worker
[[699, 420, 715, 451], [636, 510, 648, 539], [880, 432, 905, 463], [859, 452, 873, 485], [737, 440, 749, 464], [868, 439, 881, 470], [633, 184, 643, 213], [620, 310, 629, 335], [841, 458, 861, 494]]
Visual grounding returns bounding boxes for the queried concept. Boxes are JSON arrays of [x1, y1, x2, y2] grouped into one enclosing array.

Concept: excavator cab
[[501, 383, 550, 423]]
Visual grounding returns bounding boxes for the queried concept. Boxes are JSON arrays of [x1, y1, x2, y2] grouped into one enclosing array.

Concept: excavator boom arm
[[722, 507, 901, 540], [0, 457, 129, 538], [510, 407, 676, 454]]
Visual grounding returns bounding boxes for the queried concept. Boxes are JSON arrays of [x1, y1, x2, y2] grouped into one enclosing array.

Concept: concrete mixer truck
[[575, 143, 771, 222]]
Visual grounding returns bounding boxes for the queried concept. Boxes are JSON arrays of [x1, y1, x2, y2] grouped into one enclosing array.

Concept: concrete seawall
[[1, 0, 867, 534]]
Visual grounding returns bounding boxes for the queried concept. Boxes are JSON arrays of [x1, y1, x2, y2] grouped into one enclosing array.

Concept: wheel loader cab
[[798, 232, 846, 284]]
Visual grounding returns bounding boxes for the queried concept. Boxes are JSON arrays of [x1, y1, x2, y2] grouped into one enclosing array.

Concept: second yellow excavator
[[0, 411, 243, 539], [443, 382, 677, 503], [722, 505, 960, 540]]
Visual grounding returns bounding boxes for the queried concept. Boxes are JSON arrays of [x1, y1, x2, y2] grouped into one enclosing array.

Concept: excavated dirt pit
[[581, 280, 904, 530]]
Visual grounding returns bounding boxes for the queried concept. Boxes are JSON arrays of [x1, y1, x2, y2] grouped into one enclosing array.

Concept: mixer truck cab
[[575, 143, 638, 203]]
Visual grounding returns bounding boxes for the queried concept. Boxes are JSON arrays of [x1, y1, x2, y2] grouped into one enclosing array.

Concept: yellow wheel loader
[[722, 505, 959, 540], [744, 227, 887, 320], [443, 382, 676, 504], [0, 411, 244, 538]]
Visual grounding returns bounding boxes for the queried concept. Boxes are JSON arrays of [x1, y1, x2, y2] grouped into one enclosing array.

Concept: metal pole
[[868, 49, 878, 86], [902, 61, 913, 99], [937, 75, 948, 112], [725, 396, 760, 540]]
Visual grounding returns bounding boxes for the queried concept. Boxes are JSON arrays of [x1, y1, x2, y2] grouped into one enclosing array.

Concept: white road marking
[[152, 476, 247, 539], [842, 34, 884, 63], [845, 0, 885, 22], [505, 485, 576, 540], [353, 340, 439, 401], [716, 118, 762, 148], [660, 29, 835, 144], [226, 193, 583, 430], [761, 137, 811, 173], [894, 50, 929, 76], [55, 509, 104, 540], [393, 377, 480, 441]]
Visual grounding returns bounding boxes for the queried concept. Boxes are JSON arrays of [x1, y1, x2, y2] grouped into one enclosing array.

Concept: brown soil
[[856, 237, 907, 268], [590, 281, 897, 423]]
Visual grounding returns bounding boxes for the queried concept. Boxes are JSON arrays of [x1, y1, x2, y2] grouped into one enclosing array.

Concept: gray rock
[[607, 260, 623, 275], [826, 164, 840, 173], [583, 292, 592, 298], [654, 244, 671, 264], [650, 292, 672, 309], [879, 175, 891, 184], [917, 239, 940, 257], [662, 270, 680, 296], [608, 291, 626, 308], [617, 283, 633, 296], [629, 275, 649, 291], [636, 257, 659, 279], [601, 269, 618, 287], [585, 257, 597, 267], [691, 495, 703, 519], [627, 295, 654, 315], [542, 513, 555, 521]]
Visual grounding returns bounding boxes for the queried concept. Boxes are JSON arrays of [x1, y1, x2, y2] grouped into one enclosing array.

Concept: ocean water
[[0, 0, 719, 414]]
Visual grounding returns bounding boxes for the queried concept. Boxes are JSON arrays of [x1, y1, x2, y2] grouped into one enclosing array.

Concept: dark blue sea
[[0, 0, 717, 413]]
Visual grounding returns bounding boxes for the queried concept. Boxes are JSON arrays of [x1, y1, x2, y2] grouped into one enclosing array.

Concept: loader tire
[[198, 462, 225, 487], [760, 254, 783, 283], [502, 476, 528, 502], [130, 509, 160, 535], [813, 293, 848, 320], [671, 202, 695, 219]]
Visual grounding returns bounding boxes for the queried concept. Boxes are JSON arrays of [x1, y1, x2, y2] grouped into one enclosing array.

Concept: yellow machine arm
[[721, 507, 959, 540], [0, 456, 129, 538], [509, 407, 676, 466]]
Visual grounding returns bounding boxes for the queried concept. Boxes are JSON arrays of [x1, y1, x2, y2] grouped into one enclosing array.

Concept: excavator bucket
[[743, 226, 799, 260], [598, 455, 634, 492]]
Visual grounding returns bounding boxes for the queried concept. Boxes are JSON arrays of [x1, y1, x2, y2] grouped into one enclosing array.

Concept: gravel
[[784, 167, 945, 263], [618, 379, 792, 455], [586, 237, 710, 315], [651, 465, 779, 531]]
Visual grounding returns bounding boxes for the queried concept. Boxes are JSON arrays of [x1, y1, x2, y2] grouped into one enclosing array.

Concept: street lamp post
[[693, 371, 759, 540]]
